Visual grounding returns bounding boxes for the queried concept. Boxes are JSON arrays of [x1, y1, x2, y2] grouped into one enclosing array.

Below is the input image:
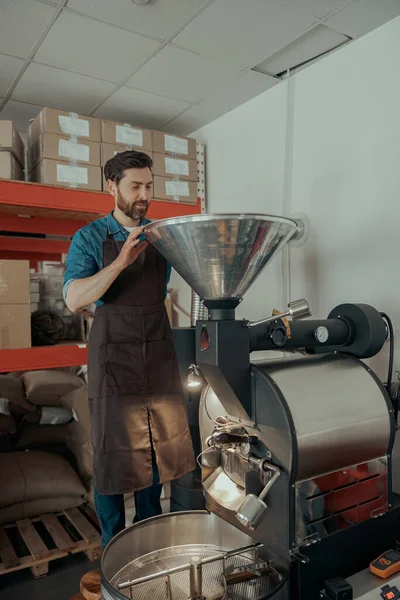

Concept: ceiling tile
[[161, 106, 212, 136], [0, 99, 43, 132], [172, 0, 316, 69], [164, 70, 277, 135], [12, 63, 115, 113], [94, 86, 190, 130], [0, 0, 56, 59], [66, 0, 207, 40], [282, 0, 355, 20], [256, 24, 349, 75], [127, 46, 241, 103], [325, 0, 400, 37], [35, 11, 161, 83], [0, 54, 25, 96]]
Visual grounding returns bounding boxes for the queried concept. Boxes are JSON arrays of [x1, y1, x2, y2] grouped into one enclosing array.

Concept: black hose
[[258, 563, 292, 600], [394, 384, 400, 425], [380, 312, 394, 393]]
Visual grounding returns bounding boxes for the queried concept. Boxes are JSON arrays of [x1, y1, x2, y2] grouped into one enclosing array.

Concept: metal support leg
[[189, 556, 203, 600], [165, 575, 173, 600]]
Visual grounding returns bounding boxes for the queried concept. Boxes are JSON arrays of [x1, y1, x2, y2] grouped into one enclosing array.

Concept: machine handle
[[211, 432, 259, 446]]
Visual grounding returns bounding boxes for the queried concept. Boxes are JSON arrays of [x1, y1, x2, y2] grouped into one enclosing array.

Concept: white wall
[[171, 82, 289, 325], [190, 15, 400, 380]]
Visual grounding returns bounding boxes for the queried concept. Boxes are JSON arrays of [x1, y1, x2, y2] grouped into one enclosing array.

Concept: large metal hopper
[[144, 214, 300, 307]]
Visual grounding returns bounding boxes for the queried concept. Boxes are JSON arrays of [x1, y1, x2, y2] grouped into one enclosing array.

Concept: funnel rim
[[143, 214, 299, 306], [143, 213, 298, 230]]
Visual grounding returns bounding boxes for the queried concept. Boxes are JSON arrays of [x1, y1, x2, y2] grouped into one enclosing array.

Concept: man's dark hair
[[104, 150, 153, 186]]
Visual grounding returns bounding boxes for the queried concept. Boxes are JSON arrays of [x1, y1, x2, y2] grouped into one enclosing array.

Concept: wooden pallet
[[0, 504, 101, 579]]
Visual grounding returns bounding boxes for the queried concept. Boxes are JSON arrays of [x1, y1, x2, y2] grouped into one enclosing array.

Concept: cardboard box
[[41, 262, 65, 277], [0, 304, 31, 349], [29, 132, 101, 170], [101, 120, 152, 151], [153, 176, 198, 205], [29, 108, 101, 142], [153, 152, 197, 181], [0, 121, 25, 166], [0, 152, 24, 181], [42, 275, 64, 297], [0, 260, 30, 304], [152, 131, 196, 159], [39, 295, 66, 312], [30, 158, 102, 191], [101, 143, 152, 167]]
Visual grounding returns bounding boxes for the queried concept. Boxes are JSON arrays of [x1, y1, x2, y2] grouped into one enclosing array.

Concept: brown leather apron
[[88, 232, 195, 495]]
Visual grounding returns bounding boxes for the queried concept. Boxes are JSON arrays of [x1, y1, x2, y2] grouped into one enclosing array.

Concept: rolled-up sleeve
[[63, 229, 99, 302]]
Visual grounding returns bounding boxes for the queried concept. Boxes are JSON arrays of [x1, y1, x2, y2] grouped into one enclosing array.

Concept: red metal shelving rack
[[0, 146, 205, 373]]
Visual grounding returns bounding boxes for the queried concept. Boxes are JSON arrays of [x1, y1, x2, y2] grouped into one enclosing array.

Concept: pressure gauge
[[315, 326, 329, 344]]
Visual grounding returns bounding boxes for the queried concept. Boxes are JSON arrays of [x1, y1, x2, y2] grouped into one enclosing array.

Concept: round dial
[[315, 326, 329, 344]]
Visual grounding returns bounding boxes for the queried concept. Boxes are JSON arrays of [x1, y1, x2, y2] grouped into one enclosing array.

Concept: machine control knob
[[315, 325, 329, 344], [268, 321, 288, 347]]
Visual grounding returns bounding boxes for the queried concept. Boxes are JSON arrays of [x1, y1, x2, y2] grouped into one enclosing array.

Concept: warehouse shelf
[[0, 342, 88, 373], [0, 214, 90, 236], [0, 179, 202, 222], [0, 141, 205, 372], [0, 237, 70, 255], [0, 179, 202, 263], [0, 179, 113, 215]]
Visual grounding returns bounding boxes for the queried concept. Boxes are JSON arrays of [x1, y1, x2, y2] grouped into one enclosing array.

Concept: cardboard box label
[[58, 114, 90, 137], [116, 125, 143, 147], [165, 180, 190, 197], [164, 157, 190, 177], [164, 134, 188, 155], [58, 138, 90, 162], [56, 164, 88, 185]]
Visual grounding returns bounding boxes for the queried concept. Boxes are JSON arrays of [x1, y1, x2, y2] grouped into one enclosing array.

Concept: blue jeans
[[94, 465, 162, 548]]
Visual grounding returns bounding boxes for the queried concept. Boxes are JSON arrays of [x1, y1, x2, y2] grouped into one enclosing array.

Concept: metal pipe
[[248, 298, 311, 328], [118, 543, 262, 591], [189, 556, 203, 600], [249, 318, 350, 352], [259, 463, 281, 501]]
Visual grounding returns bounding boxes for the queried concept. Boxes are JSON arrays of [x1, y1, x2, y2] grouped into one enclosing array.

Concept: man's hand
[[66, 228, 148, 313], [114, 228, 148, 271]]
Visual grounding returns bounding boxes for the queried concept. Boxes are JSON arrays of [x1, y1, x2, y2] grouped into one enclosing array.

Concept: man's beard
[[116, 189, 149, 220]]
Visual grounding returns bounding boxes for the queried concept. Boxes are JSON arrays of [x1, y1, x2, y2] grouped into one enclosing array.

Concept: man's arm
[[65, 228, 148, 313]]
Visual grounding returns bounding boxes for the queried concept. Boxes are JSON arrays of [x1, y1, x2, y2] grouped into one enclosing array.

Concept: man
[[64, 150, 195, 548]]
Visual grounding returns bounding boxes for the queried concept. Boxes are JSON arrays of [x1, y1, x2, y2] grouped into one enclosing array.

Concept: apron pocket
[[146, 338, 183, 395], [102, 342, 146, 395]]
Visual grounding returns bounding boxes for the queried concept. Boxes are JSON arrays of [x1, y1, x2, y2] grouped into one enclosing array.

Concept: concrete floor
[[0, 493, 171, 600], [0, 553, 100, 600]]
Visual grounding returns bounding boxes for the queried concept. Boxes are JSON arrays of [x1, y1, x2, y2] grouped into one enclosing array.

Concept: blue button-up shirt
[[63, 211, 171, 306]]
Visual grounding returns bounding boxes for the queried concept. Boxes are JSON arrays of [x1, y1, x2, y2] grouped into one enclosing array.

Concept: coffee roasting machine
[[101, 215, 400, 600]]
